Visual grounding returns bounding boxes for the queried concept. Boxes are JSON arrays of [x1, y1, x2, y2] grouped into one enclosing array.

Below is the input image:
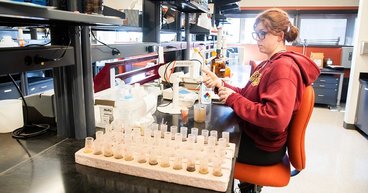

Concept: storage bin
[[0, 99, 24, 133]]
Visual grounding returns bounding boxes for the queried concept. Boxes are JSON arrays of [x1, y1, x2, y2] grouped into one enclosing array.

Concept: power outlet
[[360, 41, 368, 55]]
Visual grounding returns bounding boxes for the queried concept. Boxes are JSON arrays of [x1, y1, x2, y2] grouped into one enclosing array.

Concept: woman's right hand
[[201, 66, 222, 88]]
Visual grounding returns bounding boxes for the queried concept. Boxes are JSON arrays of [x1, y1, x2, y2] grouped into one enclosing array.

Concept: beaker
[[84, 137, 94, 154], [194, 104, 206, 123]]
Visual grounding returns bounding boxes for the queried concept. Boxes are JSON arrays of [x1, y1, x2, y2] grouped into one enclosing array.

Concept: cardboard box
[[310, 52, 324, 69]]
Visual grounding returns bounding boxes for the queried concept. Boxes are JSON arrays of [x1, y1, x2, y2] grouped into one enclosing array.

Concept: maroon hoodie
[[225, 51, 320, 152]]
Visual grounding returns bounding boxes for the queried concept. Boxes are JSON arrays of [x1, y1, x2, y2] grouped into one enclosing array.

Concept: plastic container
[[0, 99, 24, 133]]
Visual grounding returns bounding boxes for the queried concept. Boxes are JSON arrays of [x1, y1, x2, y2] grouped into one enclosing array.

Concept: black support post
[[81, 26, 96, 137], [143, 0, 161, 43]]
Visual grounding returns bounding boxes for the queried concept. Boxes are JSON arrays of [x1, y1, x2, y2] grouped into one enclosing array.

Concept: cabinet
[[312, 70, 344, 107]]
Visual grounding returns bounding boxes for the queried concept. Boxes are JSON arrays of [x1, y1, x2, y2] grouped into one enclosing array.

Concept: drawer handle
[[4, 89, 12, 93], [319, 85, 325, 87], [320, 79, 326, 82], [318, 94, 325, 97], [41, 86, 48, 89]]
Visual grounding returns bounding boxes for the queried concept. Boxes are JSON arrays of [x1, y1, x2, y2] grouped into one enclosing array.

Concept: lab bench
[[0, 103, 240, 193]]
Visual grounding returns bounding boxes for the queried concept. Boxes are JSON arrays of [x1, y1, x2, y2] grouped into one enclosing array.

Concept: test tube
[[199, 154, 209, 174], [196, 135, 205, 151], [172, 153, 183, 170], [170, 125, 178, 140], [113, 143, 123, 159], [186, 155, 196, 172], [103, 140, 113, 157], [160, 149, 170, 168], [148, 149, 158, 166], [187, 134, 195, 150], [212, 156, 223, 177], [180, 126, 188, 141], [160, 124, 168, 138], [153, 129, 161, 146], [210, 130, 218, 141], [174, 133, 182, 149], [222, 131, 230, 147], [164, 131, 172, 146], [191, 127, 199, 142], [201, 129, 209, 144], [124, 146, 134, 161], [208, 135, 216, 147], [151, 123, 159, 137], [95, 131, 104, 140], [84, 137, 94, 154], [137, 148, 147, 164], [93, 139, 102, 155]]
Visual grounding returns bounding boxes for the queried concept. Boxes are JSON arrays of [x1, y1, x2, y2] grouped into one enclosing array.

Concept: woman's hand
[[218, 86, 235, 103], [201, 66, 222, 88]]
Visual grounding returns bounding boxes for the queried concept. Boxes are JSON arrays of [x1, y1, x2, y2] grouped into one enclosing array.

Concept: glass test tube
[[196, 135, 205, 151], [148, 149, 158, 166], [210, 130, 218, 141], [151, 123, 159, 137], [191, 127, 199, 142], [173, 153, 183, 170], [186, 154, 196, 172], [222, 131, 230, 147], [103, 140, 113, 157], [208, 135, 217, 147], [160, 124, 168, 138], [199, 154, 209, 174], [174, 133, 182, 148], [153, 130, 161, 145], [113, 143, 123, 159], [212, 156, 223, 177], [96, 131, 104, 140], [137, 148, 147, 163], [180, 126, 188, 141], [124, 134, 134, 161], [187, 134, 195, 150], [201, 129, 209, 144], [160, 149, 170, 168], [170, 125, 178, 140], [93, 139, 103, 155], [164, 131, 171, 146], [84, 137, 94, 153]]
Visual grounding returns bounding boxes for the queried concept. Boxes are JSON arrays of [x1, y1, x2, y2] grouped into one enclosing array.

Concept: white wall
[[239, 0, 359, 7], [104, 0, 142, 11], [344, 0, 368, 125]]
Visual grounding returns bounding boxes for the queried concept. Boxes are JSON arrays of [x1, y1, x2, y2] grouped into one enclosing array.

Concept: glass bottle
[[210, 49, 226, 78]]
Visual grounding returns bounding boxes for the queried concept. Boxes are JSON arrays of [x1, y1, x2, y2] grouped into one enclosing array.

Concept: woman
[[203, 8, 320, 166]]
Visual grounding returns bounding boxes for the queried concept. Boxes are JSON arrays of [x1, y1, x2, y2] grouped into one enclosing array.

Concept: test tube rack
[[75, 141, 236, 192]]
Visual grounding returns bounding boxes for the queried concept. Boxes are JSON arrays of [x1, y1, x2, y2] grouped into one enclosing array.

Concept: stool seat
[[234, 156, 291, 187]]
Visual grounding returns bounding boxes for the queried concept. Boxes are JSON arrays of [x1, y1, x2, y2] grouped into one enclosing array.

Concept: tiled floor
[[261, 107, 368, 193]]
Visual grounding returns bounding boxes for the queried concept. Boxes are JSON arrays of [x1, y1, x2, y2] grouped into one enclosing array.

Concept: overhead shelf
[[157, 0, 209, 13], [0, 45, 75, 75], [91, 25, 142, 32], [91, 42, 159, 62], [0, 0, 124, 26]]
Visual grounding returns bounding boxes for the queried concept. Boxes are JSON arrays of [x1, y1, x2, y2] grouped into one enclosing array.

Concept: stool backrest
[[287, 85, 315, 171]]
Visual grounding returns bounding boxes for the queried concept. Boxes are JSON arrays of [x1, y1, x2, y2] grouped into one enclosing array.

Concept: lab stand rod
[[81, 26, 96, 137], [185, 12, 191, 60]]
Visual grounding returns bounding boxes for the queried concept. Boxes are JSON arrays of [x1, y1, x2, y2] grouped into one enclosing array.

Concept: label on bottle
[[200, 84, 212, 104]]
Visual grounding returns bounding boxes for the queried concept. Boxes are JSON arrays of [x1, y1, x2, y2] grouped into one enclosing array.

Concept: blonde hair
[[254, 8, 299, 42]]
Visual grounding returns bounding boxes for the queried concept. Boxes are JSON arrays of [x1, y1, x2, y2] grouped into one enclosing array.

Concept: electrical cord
[[33, 39, 71, 65], [90, 31, 121, 56], [8, 74, 50, 139]]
